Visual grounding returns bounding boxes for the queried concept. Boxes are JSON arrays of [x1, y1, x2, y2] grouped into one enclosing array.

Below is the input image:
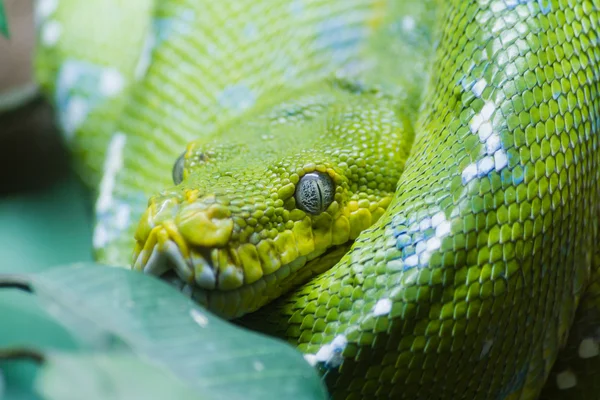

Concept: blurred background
[[1, 0, 67, 193], [1, 1, 93, 398]]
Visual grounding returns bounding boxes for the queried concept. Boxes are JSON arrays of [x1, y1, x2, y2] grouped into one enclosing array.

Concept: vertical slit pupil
[[316, 182, 324, 213]]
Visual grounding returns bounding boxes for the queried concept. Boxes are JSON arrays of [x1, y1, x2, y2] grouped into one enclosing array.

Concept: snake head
[[132, 82, 413, 318]]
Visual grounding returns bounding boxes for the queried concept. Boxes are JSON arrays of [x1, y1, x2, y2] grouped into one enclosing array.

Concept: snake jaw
[[132, 225, 228, 291], [130, 186, 387, 318], [132, 196, 244, 291], [132, 217, 350, 318]]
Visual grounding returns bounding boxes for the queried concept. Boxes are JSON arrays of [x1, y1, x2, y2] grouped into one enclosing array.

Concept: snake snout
[[132, 197, 237, 293], [175, 203, 233, 248]]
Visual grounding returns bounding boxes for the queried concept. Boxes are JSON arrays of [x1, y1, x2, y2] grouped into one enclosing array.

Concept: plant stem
[[0, 347, 45, 364], [0, 275, 32, 292]]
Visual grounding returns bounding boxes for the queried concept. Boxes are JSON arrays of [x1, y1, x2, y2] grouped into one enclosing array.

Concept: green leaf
[[23, 264, 328, 400], [0, 292, 80, 400], [0, 0, 8, 38], [0, 177, 93, 399], [36, 352, 202, 400], [0, 178, 93, 275]]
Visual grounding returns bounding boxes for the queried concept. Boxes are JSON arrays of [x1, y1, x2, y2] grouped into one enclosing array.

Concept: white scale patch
[[488, 0, 552, 15], [41, 20, 62, 46], [93, 133, 128, 249], [373, 298, 392, 316], [304, 335, 348, 368], [315, 16, 366, 64], [414, 211, 452, 267], [134, 33, 156, 80], [62, 95, 87, 134], [472, 78, 487, 97], [114, 201, 131, 231], [461, 99, 509, 185], [288, 0, 304, 14], [99, 68, 125, 97], [35, 0, 60, 44], [96, 133, 126, 213], [218, 85, 256, 111], [92, 224, 109, 252], [304, 353, 318, 367], [55, 61, 126, 140], [93, 201, 132, 250], [389, 210, 454, 271], [402, 16, 416, 32], [243, 22, 259, 40], [35, 0, 59, 25]]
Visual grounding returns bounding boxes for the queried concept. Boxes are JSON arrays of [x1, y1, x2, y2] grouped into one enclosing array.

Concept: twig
[[0, 347, 44, 364], [0, 275, 32, 292]]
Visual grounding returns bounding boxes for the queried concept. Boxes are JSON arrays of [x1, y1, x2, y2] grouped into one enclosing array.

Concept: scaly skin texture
[[34, 0, 155, 186], [35, 0, 600, 399]]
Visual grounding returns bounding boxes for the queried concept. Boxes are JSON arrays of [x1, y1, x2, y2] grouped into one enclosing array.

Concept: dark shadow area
[[0, 97, 71, 196]]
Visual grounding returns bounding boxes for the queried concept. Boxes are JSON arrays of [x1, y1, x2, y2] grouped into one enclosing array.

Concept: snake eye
[[172, 152, 186, 185], [295, 172, 335, 214]]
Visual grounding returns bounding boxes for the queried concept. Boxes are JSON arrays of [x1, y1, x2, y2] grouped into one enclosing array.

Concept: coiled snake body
[[35, 0, 600, 398]]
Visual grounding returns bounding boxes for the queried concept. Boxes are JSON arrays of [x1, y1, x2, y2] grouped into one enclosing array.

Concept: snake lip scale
[[135, 234, 349, 319], [135, 240, 219, 290]]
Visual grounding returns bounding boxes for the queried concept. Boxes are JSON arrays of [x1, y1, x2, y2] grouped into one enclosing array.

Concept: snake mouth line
[[133, 237, 350, 318], [134, 240, 218, 289]]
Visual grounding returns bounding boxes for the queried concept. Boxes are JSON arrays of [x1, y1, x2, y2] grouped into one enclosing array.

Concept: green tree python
[[33, 0, 600, 398]]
